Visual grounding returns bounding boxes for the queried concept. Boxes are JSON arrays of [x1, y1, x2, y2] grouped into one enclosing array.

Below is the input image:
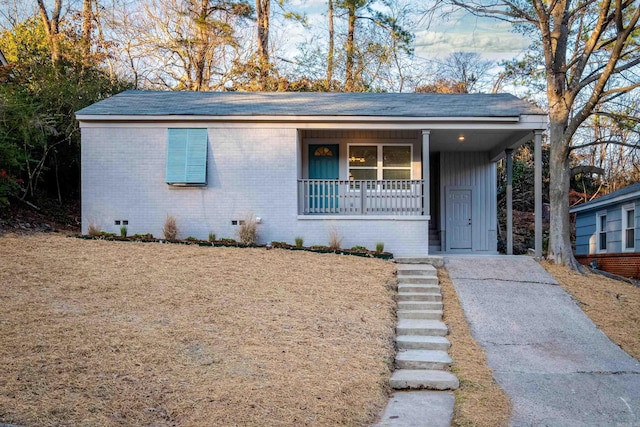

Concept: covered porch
[[295, 124, 546, 256]]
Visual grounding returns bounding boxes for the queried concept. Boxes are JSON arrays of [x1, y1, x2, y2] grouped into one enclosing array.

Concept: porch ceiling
[[429, 129, 532, 153]]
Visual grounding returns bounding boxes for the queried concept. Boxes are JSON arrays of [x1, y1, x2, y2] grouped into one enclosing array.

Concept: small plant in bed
[[208, 232, 216, 242], [120, 225, 128, 238], [271, 241, 290, 248], [351, 245, 368, 252], [162, 215, 178, 240], [87, 223, 101, 237], [295, 236, 304, 248], [238, 214, 258, 245], [375, 242, 384, 253], [132, 233, 154, 240]]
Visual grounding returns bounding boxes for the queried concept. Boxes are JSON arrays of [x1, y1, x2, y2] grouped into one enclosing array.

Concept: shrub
[[375, 242, 385, 253], [87, 223, 101, 237], [221, 238, 236, 243], [294, 236, 304, 248], [328, 226, 342, 250], [185, 236, 198, 242], [238, 214, 258, 245], [120, 225, 128, 238], [351, 245, 367, 251], [208, 232, 216, 242], [163, 215, 178, 240], [133, 233, 154, 239]]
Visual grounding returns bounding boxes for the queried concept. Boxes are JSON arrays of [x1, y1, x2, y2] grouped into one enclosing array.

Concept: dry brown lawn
[[438, 268, 511, 427], [0, 234, 397, 426], [542, 261, 640, 360]]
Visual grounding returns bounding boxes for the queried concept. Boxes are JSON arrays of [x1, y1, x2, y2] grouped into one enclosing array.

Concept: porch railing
[[298, 179, 424, 215]]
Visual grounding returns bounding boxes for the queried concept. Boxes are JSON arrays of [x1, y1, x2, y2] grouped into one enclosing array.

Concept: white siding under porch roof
[[439, 151, 498, 253]]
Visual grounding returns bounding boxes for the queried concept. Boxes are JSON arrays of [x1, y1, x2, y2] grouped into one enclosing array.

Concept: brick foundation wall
[[575, 253, 640, 279]]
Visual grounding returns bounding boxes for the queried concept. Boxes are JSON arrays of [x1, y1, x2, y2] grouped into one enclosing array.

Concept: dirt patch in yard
[[542, 262, 640, 361], [0, 234, 397, 426], [438, 268, 511, 427]]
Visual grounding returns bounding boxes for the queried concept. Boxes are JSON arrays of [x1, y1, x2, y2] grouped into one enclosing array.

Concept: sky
[[284, 0, 530, 62]]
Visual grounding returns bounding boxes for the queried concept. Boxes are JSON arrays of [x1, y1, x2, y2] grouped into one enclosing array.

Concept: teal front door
[[309, 145, 339, 211]]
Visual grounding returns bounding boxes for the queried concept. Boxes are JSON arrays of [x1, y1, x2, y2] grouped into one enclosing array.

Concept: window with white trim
[[348, 144, 412, 182], [596, 211, 607, 253], [622, 204, 635, 251]]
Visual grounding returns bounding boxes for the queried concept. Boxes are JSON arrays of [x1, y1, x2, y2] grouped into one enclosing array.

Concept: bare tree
[[81, 0, 92, 59], [132, 0, 252, 91], [327, 0, 335, 89], [436, 52, 494, 93], [429, 1, 640, 269], [256, 0, 270, 66], [36, 0, 62, 65]]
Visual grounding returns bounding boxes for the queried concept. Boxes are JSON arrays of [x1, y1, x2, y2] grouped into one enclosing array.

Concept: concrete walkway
[[445, 256, 640, 426]]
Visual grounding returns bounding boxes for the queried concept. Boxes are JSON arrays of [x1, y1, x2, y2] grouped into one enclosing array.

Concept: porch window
[[348, 144, 412, 182], [596, 211, 607, 253], [166, 128, 208, 186], [623, 205, 635, 251]]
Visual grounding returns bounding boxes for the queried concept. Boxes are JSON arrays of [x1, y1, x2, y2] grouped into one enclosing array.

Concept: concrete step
[[397, 319, 448, 336], [398, 275, 439, 285], [390, 370, 459, 390], [398, 283, 440, 293], [398, 301, 443, 311], [396, 349, 452, 370], [397, 335, 450, 351], [394, 256, 444, 267], [398, 292, 442, 302], [397, 309, 443, 320], [397, 264, 437, 277]]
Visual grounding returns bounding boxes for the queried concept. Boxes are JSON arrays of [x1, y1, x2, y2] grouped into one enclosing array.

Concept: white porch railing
[[298, 179, 424, 215]]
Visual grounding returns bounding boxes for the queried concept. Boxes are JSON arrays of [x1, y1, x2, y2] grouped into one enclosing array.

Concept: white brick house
[[76, 91, 547, 256]]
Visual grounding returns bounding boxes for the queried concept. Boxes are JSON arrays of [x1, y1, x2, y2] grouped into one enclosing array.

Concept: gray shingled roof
[[76, 90, 545, 118], [571, 182, 640, 213]]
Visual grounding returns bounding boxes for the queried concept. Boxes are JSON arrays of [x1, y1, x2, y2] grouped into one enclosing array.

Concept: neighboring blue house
[[76, 91, 547, 257], [571, 182, 640, 278]]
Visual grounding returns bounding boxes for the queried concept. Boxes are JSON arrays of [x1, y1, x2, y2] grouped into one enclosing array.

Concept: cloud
[[412, 8, 531, 60], [414, 28, 529, 60]]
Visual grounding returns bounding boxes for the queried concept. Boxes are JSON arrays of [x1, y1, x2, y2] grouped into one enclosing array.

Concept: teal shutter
[[184, 129, 207, 183], [166, 129, 208, 185]]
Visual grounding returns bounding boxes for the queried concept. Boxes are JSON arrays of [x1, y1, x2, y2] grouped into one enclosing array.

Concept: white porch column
[[534, 130, 543, 258], [421, 130, 430, 218], [505, 148, 513, 255]]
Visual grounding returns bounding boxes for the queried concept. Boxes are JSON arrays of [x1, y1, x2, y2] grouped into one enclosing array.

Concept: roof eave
[[76, 114, 535, 124], [570, 192, 640, 213]]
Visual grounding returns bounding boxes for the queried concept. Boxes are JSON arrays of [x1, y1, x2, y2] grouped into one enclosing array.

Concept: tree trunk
[[327, 0, 334, 90], [81, 0, 93, 60], [256, 0, 270, 63], [345, 2, 356, 92], [193, 0, 208, 91], [36, 0, 62, 66], [548, 106, 583, 270]]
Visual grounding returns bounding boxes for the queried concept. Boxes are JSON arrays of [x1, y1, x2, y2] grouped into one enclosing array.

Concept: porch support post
[[534, 130, 543, 258], [505, 148, 513, 255], [421, 130, 430, 217]]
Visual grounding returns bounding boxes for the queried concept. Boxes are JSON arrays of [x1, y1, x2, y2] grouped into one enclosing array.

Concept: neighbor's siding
[[81, 126, 430, 256], [574, 212, 596, 255], [439, 151, 497, 253], [574, 200, 640, 255]]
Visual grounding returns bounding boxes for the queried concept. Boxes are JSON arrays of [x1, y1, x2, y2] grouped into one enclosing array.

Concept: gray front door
[[447, 188, 472, 249]]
